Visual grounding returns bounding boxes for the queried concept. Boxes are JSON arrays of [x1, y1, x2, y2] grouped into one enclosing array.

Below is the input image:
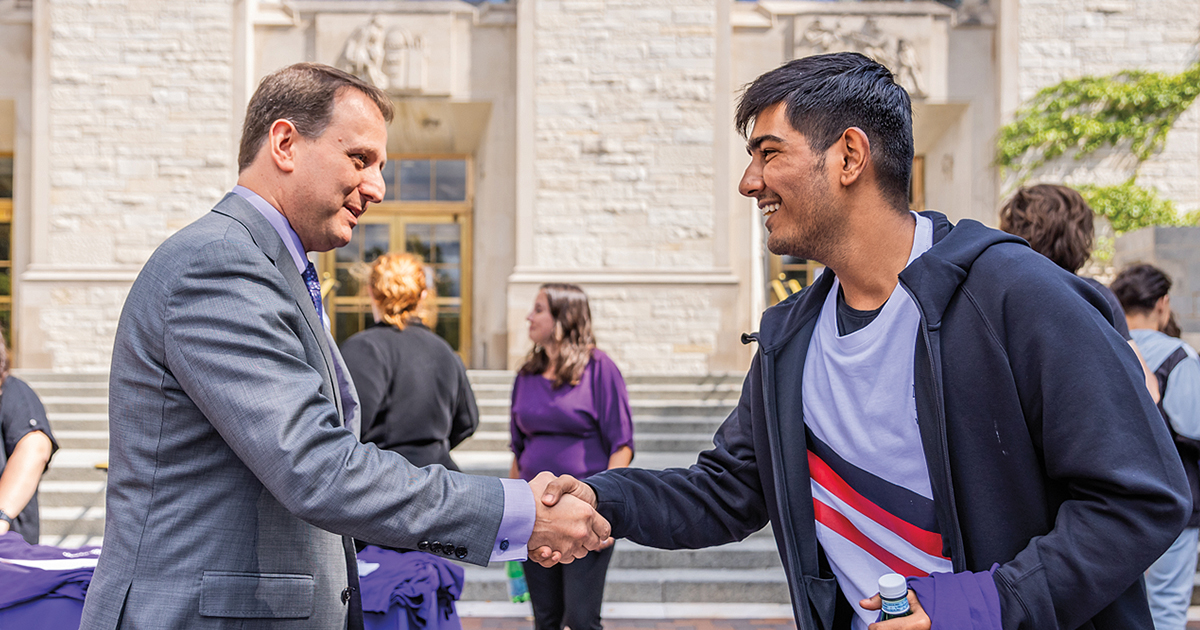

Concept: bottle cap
[[878, 573, 907, 599]]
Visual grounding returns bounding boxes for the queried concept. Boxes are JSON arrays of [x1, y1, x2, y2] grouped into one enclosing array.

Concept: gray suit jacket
[[81, 194, 505, 629]]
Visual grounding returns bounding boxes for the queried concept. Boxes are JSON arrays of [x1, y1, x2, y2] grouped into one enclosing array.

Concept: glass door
[[0, 153, 12, 349], [320, 155, 472, 362]]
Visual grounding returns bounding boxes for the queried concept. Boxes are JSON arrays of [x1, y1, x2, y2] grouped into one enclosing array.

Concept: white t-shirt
[[802, 213, 950, 629]]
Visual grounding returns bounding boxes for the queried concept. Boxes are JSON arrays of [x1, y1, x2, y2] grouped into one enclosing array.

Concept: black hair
[[1111, 263, 1172, 315], [735, 52, 914, 212]]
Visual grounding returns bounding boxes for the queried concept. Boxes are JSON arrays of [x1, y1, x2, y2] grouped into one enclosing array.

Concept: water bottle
[[506, 560, 530, 603], [879, 573, 912, 620]]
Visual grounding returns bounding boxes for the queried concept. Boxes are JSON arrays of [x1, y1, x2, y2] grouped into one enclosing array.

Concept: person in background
[[341, 253, 479, 472], [0, 327, 57, 545], [1112, 263, 1200, 630], [510, 283, 634, 630], [999, 183, 1160, 401]]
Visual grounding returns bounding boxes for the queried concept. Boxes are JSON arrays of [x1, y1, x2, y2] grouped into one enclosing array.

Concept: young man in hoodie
[[539, 52, 1190, 630]]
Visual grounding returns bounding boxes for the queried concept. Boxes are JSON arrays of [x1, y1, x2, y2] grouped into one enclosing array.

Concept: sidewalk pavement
[[461, 618, 795, 630]]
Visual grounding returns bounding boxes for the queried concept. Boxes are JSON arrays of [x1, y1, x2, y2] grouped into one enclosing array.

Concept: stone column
[[508, 0, 746, 375], [20, 0, 236, 369]]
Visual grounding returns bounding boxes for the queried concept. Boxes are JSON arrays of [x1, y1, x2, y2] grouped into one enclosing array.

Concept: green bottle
[[506, 560, 530, 603], [879, 573, 912, 620]]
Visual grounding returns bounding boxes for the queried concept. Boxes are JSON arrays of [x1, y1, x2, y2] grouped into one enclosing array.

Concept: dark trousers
[[523, 543, 615, 630]]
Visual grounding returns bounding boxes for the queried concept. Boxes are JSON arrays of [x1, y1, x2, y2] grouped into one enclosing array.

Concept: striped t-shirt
[[801, 213, 949, 629]]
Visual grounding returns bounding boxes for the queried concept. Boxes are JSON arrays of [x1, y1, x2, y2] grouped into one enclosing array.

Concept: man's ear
[[268, 119, 300, 173], [836, 127, 870, 187]]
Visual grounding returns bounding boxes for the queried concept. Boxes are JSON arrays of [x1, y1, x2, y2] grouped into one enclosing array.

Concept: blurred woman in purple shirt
[[509, 283, 634, 630]]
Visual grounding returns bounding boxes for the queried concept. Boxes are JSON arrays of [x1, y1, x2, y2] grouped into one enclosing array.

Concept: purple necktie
[[302, 262, 324, 318]]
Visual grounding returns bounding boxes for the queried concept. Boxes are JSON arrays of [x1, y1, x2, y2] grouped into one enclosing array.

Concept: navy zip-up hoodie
[[588, 211, 1189, 630]]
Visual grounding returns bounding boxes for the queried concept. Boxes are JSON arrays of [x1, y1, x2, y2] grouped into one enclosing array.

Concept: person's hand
[[531, 473, 613, 561], [526, 472, 611, 567], [860, 590, 931, 630], [0, 520, 9, 535]]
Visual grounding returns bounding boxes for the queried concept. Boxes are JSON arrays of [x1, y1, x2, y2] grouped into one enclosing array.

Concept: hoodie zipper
[[744, 331, 815, 630], [899, 280, 967, 571]]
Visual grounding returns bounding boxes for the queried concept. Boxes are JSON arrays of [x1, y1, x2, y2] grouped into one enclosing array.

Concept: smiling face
[[526, 290, 556, 347], [738, 103, 844, 262], [283, 88, 388, 252]]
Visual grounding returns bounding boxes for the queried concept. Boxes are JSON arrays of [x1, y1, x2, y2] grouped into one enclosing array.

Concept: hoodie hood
[[753, 211, 1028, 350]]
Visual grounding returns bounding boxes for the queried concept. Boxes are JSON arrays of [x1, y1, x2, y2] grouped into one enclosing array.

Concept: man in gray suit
[[80, 63, 608, 630]]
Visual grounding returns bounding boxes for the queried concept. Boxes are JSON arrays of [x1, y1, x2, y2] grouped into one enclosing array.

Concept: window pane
[[363, 223, 390, 263], [336, 266, 361, 297], [405, 224, 432, 262], [399, 160, 432, 201], [0, 223, 10, 260], [382, 161, 396, 201], [0, 157, 11, 199], [435, 267, 460, 298], [0, 309, 9, 349], [433, 223, 460, 264], [434, 160, 467, 201], [434, 310, 460, 351], [0, 268, 10, 297]]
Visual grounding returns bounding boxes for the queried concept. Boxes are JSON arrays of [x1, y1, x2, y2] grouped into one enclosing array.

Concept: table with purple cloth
[[358, 544, 465, 630], [0, 531, 99, 629]]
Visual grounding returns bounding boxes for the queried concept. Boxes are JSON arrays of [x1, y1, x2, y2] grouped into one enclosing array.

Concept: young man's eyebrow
[[746, 134, 786, 154]]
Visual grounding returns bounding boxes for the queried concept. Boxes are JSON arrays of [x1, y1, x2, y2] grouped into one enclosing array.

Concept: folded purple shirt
[[904, 565, 1002, 630]]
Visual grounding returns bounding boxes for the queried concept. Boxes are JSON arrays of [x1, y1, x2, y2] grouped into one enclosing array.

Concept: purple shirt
[[511, 349, 635, 481]]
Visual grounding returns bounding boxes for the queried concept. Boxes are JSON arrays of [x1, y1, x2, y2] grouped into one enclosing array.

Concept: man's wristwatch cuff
[[0, 509, 14, 526]]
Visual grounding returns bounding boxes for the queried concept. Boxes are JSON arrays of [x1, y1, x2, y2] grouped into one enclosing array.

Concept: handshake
[[524, 472, 607, 567]]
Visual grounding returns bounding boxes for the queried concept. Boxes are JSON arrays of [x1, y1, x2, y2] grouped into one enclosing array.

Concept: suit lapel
[[212, 194, 346, 423]]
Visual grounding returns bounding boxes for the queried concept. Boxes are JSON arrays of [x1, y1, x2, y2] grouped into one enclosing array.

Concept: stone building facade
[[0, 0, 1196, 374]]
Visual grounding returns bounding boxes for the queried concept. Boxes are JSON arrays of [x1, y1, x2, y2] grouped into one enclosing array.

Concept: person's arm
[[607, 446, 633, 470], [545, 356, 771, 550], [592, 352, 635, 467], [1130, 339, 1161, 403], [1162, 350, 1200, 439], [166, 239, 606, 566], [338, 333, 388, 441], [448, 360, 479, 450], [987, 266, 1189, 630], [0, 431, 53, 534]]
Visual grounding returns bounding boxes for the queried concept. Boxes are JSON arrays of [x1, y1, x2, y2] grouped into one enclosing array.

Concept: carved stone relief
[[797, 17, 928, 99], [317, 13, 457, 98], [337, 14, 429, 94]]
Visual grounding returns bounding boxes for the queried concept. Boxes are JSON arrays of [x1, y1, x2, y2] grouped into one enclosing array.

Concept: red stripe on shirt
[[808, 450, 948, 560], [813, 498, 928, 578]]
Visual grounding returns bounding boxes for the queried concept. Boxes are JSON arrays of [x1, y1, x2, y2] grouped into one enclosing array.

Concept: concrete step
[[460, 566, 789, 604], [12, 369, 110, 384], [53, 430, 110, 450], [455, 431, 716, 454], [46, 413, 110, 432], [40, 397, 108, 414]]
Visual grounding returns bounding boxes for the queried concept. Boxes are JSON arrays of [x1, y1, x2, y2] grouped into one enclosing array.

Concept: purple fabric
[[0, 531, 98, 611], [906, 564, 1002, 630], [357, 545, 463, 630], [510, 349, 634, 482]]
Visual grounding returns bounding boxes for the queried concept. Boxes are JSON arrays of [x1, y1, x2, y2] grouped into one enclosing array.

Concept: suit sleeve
[[993, 268, 1190, 630], [162, 239, 506, 566], [586, 357, 769, 549]]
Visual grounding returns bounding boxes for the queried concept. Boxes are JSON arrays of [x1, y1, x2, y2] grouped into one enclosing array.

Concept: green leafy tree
[[996, 64, 1200, 233]]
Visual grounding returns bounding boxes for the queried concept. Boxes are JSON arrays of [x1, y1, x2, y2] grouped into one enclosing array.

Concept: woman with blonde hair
[[509, 283, 634, 630], [341, 253, 478, 471]]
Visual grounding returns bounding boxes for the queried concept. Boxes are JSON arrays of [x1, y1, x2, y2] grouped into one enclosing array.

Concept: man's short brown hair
[[999, 184, 1095, 273], [237, 63, 394, 173]]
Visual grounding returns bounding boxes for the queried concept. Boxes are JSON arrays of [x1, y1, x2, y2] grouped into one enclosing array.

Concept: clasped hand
[[525, 472, 611, 567]]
